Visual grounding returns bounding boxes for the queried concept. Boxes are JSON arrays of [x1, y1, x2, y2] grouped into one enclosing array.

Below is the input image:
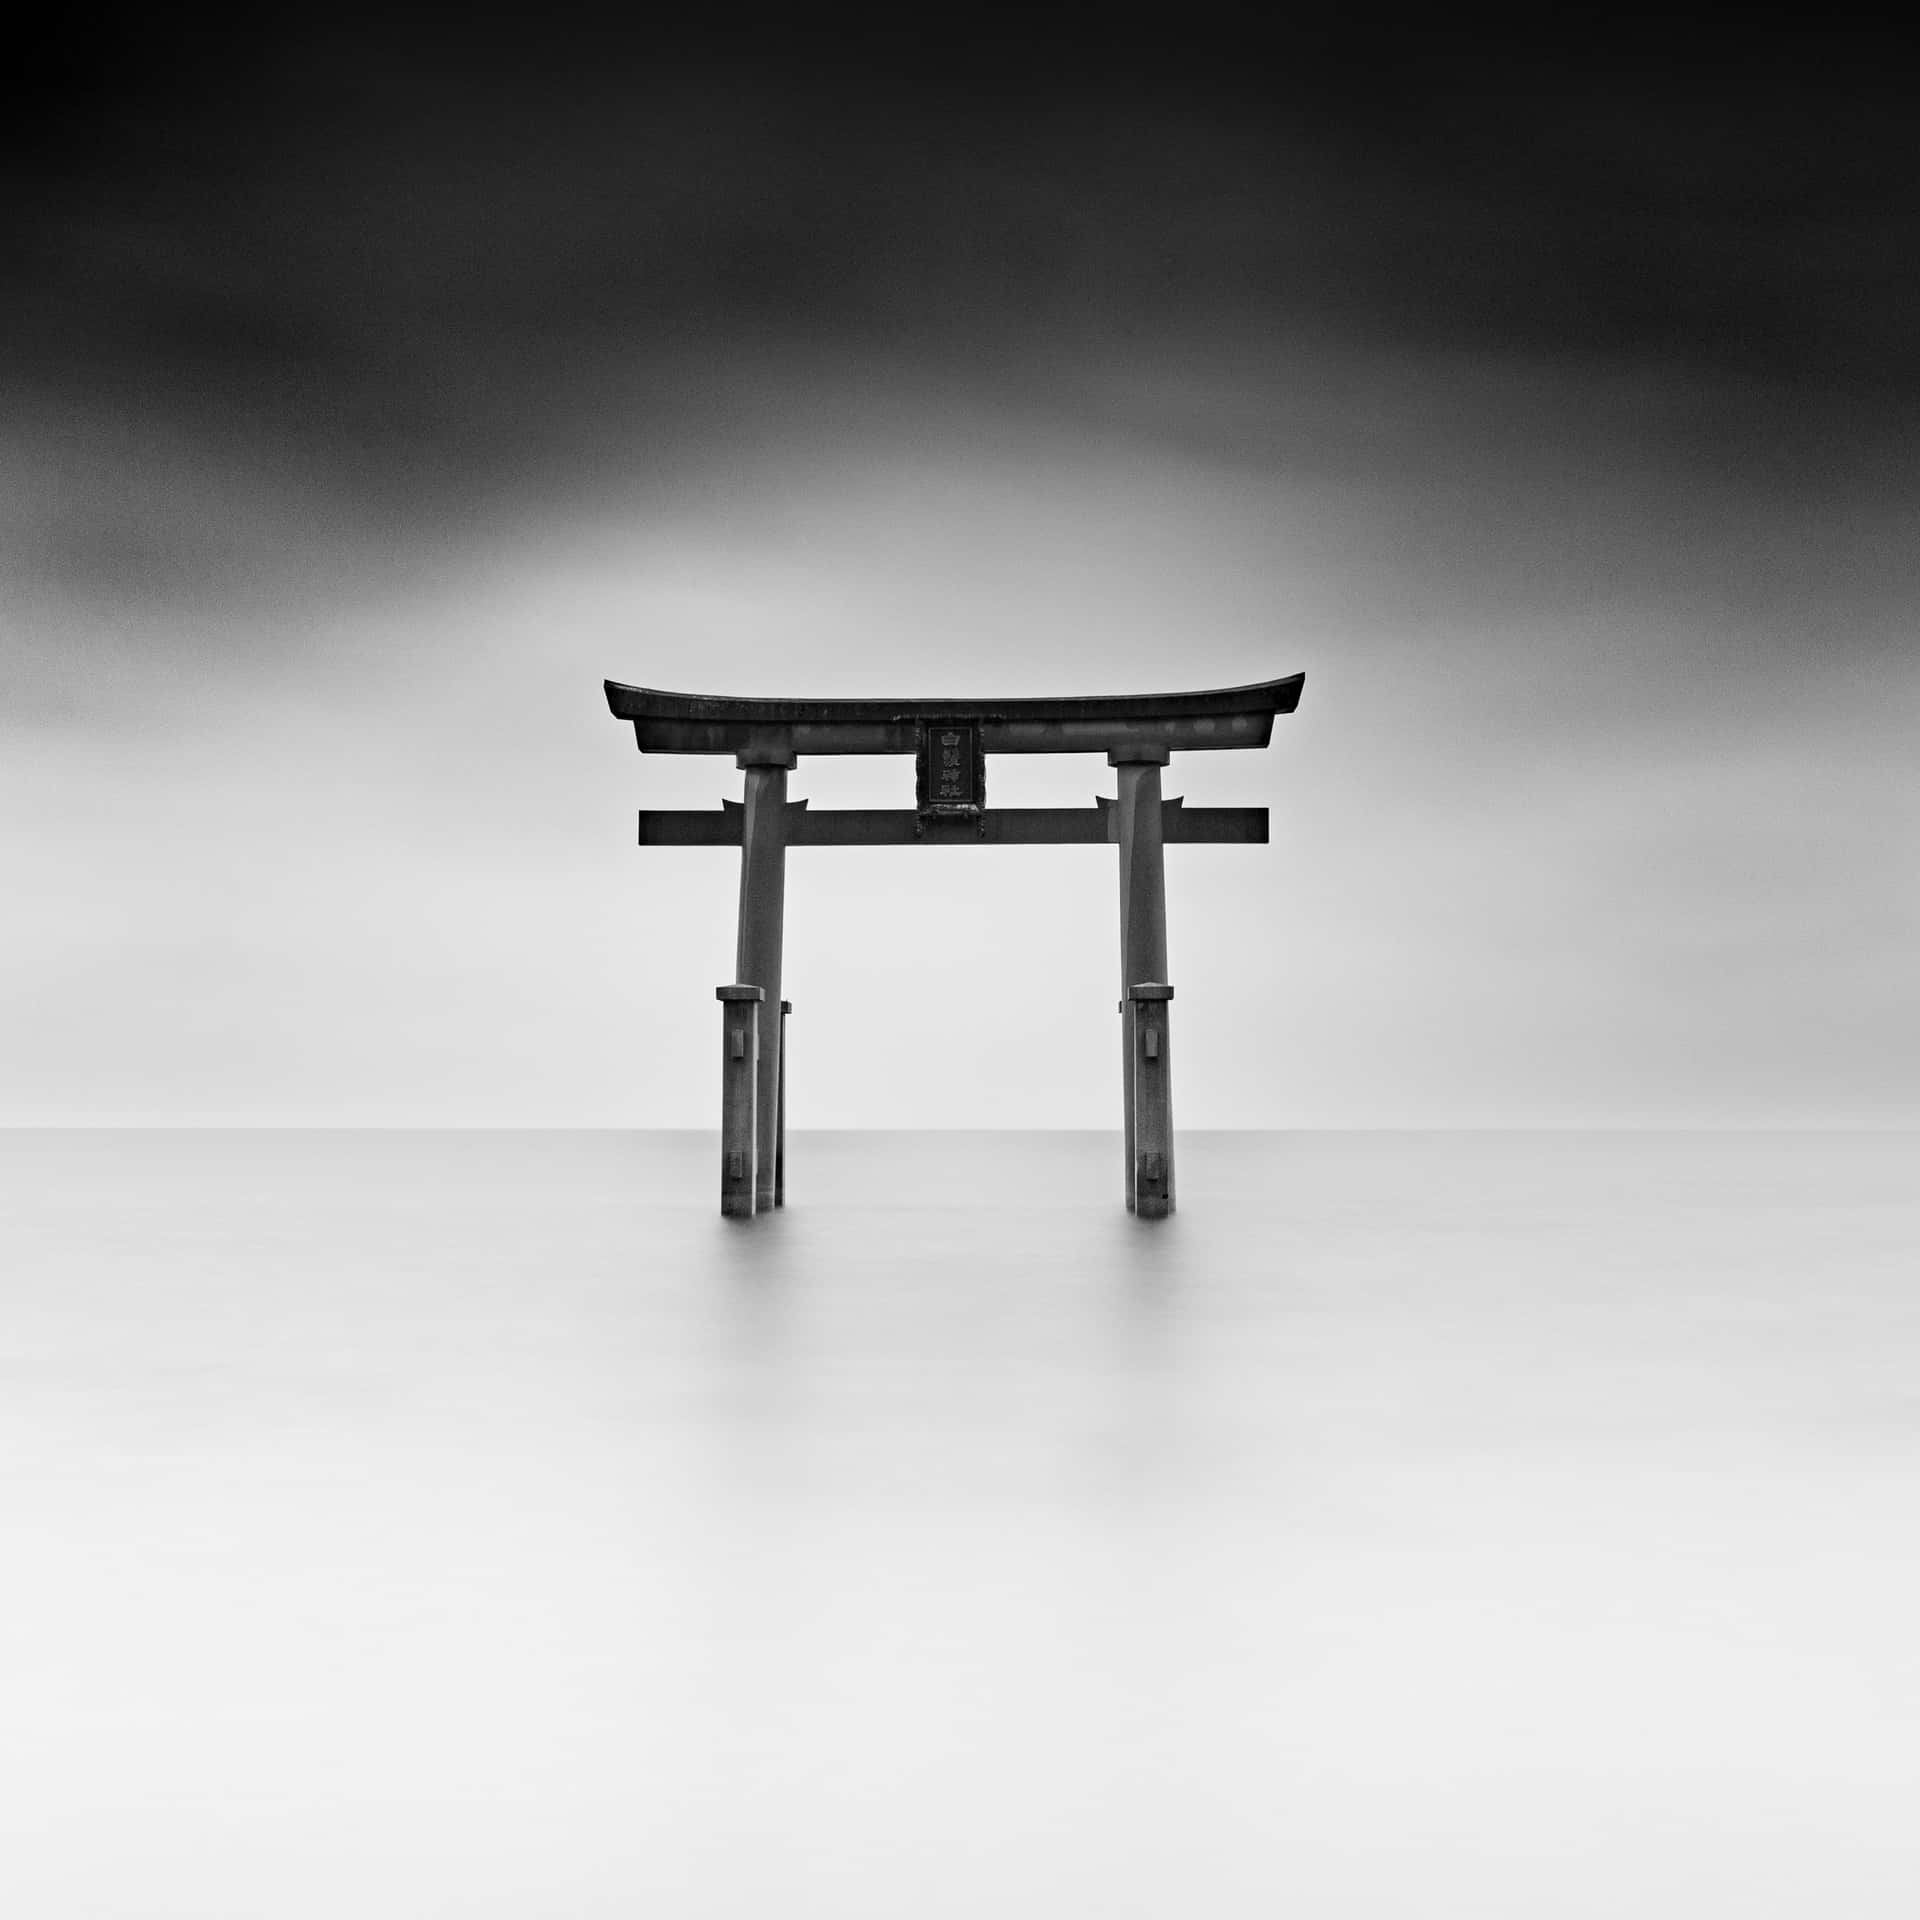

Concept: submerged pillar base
[[716, 985, 764, 1217], [1127, 983, 1175, 1219]]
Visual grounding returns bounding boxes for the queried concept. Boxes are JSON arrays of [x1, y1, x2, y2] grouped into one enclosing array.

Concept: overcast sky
[[4, 22, 1916, 1125]]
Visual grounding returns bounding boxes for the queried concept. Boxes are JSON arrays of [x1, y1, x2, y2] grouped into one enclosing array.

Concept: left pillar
[[716, 985, 763, 1216], [735, 747, 794, 1211]]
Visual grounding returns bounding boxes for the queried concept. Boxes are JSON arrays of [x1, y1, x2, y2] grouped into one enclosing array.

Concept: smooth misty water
[[1, 1130, 1914, 1917]]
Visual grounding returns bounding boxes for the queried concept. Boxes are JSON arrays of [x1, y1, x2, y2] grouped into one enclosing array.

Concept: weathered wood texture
[[607, 675, 1303, 758], [638, 799, 1267, 847]]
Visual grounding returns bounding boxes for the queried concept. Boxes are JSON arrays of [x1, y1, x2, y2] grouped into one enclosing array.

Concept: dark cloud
[[9, 21, 1918, 425], [5, 16, 1917, 629], [5, 22, 1916, 1126]]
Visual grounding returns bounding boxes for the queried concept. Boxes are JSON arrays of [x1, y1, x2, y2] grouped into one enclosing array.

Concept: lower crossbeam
[[638, 800, 1267, 847]]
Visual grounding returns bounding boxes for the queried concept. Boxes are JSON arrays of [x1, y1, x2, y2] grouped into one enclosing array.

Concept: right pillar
[[1111, 748, 1174, 1215], [734, 749, 792, 1212], [1128, 983, 1175, 1218]]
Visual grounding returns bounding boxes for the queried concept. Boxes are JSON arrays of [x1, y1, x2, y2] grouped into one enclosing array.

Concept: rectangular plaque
[[915, 722, 984, 817]]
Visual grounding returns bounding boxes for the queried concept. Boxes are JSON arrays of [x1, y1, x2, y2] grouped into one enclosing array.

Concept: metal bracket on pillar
[[716, 985, 764, 1217], [1127, 982, 1175, 1219]]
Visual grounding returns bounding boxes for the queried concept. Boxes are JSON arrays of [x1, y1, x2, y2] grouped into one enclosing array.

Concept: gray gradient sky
[[5, 22, 1916, 1125]]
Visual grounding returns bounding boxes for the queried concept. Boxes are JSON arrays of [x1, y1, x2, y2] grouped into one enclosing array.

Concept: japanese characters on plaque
[[916, 721, 982, 816]]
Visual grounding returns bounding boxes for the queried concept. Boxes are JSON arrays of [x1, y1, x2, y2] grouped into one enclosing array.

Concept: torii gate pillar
[[735, 747, 793, 1210], [1112, 748, 1174, 1215]]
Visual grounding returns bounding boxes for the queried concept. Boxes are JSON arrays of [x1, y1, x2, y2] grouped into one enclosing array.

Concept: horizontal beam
[[1100, 797, 1270, 844], [636, 799, 1268, 847], [606, 674, 1304, 758], [798, 808, 1106, 846], [624, 714, 1278, 757]]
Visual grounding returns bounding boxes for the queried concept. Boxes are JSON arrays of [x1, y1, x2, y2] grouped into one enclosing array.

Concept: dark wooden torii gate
[[605, 674, 1304, 1218]]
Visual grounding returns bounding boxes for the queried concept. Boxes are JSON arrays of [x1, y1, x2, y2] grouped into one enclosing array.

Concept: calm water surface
[[2, 1130, 1914, 1916]]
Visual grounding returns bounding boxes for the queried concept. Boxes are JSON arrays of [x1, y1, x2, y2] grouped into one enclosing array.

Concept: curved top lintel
[[604, 673, 1303, 728]]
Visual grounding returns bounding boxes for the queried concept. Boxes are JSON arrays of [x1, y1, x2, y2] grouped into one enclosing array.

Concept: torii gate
[[605, 674, 1304, 1218]]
